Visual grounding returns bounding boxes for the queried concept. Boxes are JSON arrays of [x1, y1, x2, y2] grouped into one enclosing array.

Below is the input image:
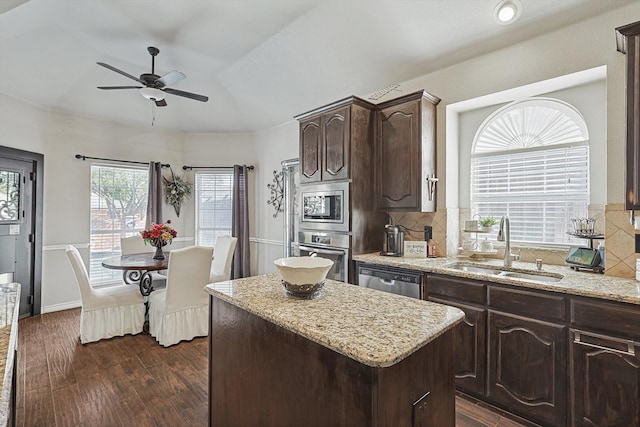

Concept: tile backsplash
[[388, 204, 638, 279]]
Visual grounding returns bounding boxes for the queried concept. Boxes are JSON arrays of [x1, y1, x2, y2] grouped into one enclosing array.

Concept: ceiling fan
[[97, 46, 208, 107]]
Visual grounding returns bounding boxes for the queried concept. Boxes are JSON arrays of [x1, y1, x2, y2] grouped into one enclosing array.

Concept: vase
[[152, 240, 166, 260]]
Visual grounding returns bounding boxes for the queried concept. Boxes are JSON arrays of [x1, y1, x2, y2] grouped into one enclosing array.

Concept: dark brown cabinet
[[570, 297, 640, 427], [427, 274, 486, 398], [297, 98, 374, 183], [374, 90, 440, 212], [487, 312, 567, 426], [616, 21, 640, 210], [570, 330, 640, 427], [486, 286, 567, 427]]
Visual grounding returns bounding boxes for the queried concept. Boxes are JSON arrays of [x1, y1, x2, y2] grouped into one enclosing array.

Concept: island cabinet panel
[[487, 311, 567, 427], [374, 90, 440, 212], [209, 295, 456, 427]]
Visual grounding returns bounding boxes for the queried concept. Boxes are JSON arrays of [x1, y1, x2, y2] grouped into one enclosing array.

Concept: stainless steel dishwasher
[[357, 263, 425, 299]]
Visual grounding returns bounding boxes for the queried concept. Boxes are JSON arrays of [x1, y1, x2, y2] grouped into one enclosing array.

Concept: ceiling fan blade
[[97, 86, 142, 90], [157, 70, 186, 88], [97, 62, 146, 85], [163, 88, 209, 102], [155, 99, 168, 107]]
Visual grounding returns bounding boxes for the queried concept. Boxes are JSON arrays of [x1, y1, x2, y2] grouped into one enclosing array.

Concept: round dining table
[[102, 252, 169, 296]]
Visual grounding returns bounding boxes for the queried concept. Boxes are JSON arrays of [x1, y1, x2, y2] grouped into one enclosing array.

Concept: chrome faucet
[[497, 216, 519, 267]]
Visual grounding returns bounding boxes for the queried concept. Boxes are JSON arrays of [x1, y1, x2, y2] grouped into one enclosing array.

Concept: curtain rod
[[182, 165, 255, 171], [75, 154, 170, 168]]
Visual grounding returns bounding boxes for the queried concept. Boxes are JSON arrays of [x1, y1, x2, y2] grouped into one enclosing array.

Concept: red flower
[[141, 221, 177, 245]]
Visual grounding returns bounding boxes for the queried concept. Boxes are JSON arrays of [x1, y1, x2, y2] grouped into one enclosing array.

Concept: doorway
[[0, 146, 43, 317]]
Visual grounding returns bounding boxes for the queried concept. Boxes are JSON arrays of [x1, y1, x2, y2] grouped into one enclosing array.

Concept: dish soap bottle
[[597, 241, 605, 269]]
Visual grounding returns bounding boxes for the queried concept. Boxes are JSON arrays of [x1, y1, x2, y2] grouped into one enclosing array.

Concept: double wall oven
[[293, 182, 350, 282]]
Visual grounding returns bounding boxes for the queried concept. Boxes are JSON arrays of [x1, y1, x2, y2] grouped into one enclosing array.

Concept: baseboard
[[41, 300, 81, 314]]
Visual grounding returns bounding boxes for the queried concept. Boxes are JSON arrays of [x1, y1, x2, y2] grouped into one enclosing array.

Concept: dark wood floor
[[18, 308, 529, 427]]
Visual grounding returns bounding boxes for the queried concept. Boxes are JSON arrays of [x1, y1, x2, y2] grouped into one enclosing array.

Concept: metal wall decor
[[0, 170, 20, 221], [267, 170, 284, 218]]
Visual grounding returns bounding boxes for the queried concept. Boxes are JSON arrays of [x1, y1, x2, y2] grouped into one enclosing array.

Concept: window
[[195, 171, 233, 247], [470, 98, 589, 246], [90, 165, 148, 283]]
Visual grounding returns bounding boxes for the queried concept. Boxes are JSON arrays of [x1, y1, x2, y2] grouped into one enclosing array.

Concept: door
[[0, 155, 36, 316]]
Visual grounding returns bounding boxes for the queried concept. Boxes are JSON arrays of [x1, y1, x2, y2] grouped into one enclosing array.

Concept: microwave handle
[[299, 245, 345, 257]]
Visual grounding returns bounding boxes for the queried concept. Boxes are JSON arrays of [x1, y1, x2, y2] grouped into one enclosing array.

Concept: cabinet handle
[[574, 330, 636, 356], [426, 174, 438, 201]]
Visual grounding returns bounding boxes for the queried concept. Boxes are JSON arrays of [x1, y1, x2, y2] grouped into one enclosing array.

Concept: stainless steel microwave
[[300, 182, 349, 232]]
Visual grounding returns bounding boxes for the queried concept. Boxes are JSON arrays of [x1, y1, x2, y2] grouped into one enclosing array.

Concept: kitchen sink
[[444, 262, 563, 283]]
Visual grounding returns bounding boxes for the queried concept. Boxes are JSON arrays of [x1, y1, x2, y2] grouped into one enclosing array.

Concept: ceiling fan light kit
[[140, 87, 165, 101], [96, 46, 208, 111]]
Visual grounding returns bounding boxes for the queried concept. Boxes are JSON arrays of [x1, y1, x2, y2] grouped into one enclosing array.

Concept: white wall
[[251, 121, 299, 274], [400, 3, 636, 208]]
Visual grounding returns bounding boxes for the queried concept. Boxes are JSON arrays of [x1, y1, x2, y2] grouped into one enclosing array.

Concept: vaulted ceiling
[[0, 0, 634, 133]]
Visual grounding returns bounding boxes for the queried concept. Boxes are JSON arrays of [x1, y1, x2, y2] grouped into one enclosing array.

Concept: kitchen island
[[205, 273, 464, 427]]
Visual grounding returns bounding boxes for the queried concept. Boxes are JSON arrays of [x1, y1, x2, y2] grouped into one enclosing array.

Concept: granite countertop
[[205, 273, 464, 368], [0, 283, 20, 427], [353, 253, 640, 305]]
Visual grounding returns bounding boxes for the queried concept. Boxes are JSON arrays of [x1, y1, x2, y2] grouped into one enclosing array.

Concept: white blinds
[[471, 143, 589, 245], [195, 171, 233, 247]]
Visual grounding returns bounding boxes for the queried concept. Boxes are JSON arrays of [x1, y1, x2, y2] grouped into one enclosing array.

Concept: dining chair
[[148, 245, 214, 347], [65, 245, 145, 344], [210, 236, 238, 282], [120, 235, 167, 288]]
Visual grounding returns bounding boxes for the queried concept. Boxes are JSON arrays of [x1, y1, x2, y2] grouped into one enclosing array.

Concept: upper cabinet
[[374, 90, 441, 212], [616, 21, 640, 211], [296, 98, 374, 184]]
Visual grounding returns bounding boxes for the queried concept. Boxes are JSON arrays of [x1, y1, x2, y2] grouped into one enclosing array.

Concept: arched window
[[470, 98, 589, 245]]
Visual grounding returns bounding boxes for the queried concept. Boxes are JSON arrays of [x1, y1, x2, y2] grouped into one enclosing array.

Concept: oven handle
[[299, 245, 346, 257]]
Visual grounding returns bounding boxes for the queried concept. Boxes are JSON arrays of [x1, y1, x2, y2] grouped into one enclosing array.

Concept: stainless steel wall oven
[[294, 231, 349, 282]]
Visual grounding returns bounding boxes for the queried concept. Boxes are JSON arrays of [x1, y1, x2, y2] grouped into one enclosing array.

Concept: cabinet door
[[300, 117, 321, 183], [322, 107, 350, 181], [616, 21, 640, 210], [488, 311, 567, 426], [429, 297, 486, 397], [375, 100, 420, 210], [571, 329, 640, 427]]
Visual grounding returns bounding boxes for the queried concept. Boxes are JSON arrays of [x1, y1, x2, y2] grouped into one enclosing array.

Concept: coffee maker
[[381, 224, 405, 256]]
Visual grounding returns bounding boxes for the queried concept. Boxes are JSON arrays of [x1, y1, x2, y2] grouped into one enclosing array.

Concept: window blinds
[[471, 144, 589, 245], [195, 171, 234, 247]]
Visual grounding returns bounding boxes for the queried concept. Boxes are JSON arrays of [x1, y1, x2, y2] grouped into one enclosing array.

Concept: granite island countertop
[[353, 253, 640, 305], [205, 273, 464, 368], [0, 283, 20, 427]]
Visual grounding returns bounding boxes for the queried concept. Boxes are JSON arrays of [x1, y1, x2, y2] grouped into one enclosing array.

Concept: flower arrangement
[[163, 172, 192, 217], [141, 220, 177, 248]]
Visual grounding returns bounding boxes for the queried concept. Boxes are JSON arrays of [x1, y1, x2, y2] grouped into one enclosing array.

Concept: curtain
[[146, 161, 163, 227], [232, 165, 250, 278]]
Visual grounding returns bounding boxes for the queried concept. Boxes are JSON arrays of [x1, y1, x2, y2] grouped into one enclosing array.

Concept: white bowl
[[274, 256, 334, 284]]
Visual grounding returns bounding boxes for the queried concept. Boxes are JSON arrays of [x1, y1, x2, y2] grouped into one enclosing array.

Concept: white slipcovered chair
[[65, 245, 145, 344], [120, 235, 167, 289], [148, 245, 214, 347], [209, 236, 238, 283]]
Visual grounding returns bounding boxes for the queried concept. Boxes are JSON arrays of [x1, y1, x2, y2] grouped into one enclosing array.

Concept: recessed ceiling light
[[493, 0, 522, 25]]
